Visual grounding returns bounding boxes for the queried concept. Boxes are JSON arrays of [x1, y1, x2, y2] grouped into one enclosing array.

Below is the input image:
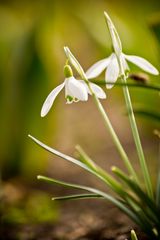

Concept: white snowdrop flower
[[86, 12, 159, 89], [41, 65, 106, 117], [86, 52, 159, 89], [86, 53, 159, 88]]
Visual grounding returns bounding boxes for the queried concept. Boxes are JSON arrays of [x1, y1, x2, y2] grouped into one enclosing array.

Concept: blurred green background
[[0, 0, 160, 228]]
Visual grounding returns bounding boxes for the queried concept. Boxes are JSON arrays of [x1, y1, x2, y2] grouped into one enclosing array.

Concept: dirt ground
[[1, 198, 149, 240]]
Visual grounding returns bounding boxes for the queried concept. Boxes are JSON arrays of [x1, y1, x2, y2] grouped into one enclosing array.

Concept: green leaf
[[28, 135, 125, 197], [75, 144, 98, 171], [52, 193, 103, 201], [131, 230, 138, 240], [37, 175, 141, 225], [112, 167, 160, 225]]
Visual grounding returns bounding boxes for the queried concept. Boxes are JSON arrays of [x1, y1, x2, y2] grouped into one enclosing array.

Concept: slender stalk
[[117, 58, 153, 199], [92, 93, 138, 183]]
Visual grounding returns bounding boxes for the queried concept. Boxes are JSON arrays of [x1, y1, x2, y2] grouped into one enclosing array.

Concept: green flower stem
[[118, 58, 153, 200], [91, 91, 138, 183]]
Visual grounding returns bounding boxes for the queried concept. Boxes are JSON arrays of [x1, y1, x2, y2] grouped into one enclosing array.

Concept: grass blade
[[131, 230, 138, 240], [52, 193, 103, 201], [112, 167, 160, 224], [75, 144, 97, 171], [28, 134, 125, 196], [37, 175, 142, 225]]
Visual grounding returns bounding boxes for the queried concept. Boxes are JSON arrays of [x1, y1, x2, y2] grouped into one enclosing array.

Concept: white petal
[[105, 54, 119, 89], [41, 82, 65, 117], [89, 83, 106, 99], [80, 80, 106, 99], [121, 54, 129, 71], [65, 77, 88, 101], [78, 80, 106, 99], [124, 54, 159, 75], [86, 55, 112, 79]]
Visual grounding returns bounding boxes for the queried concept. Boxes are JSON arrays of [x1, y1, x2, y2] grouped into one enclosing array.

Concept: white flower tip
[[40, 83, 65, 118], [153, 68, 159, 75], [88, 82, 106, 99], [102, 94, 107, 99], [106, 84, 114, 89], [40, 101, 50, 117], [99, 94, 106, 99], [40, 109, 47, 117], [41, 103, 50, 117], [84, 95, 88, 101]]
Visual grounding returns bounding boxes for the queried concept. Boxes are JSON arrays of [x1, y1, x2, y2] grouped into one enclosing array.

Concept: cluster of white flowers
[[41, 11, 159, 117]]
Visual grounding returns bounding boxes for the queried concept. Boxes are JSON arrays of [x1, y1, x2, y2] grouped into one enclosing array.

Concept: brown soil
[[1, 199, 149, 240]]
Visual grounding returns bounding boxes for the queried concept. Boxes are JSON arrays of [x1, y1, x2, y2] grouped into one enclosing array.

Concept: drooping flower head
[[86, 12, 159, 89], [41, 64, 88, 117], [41, 48, 106, 117]]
